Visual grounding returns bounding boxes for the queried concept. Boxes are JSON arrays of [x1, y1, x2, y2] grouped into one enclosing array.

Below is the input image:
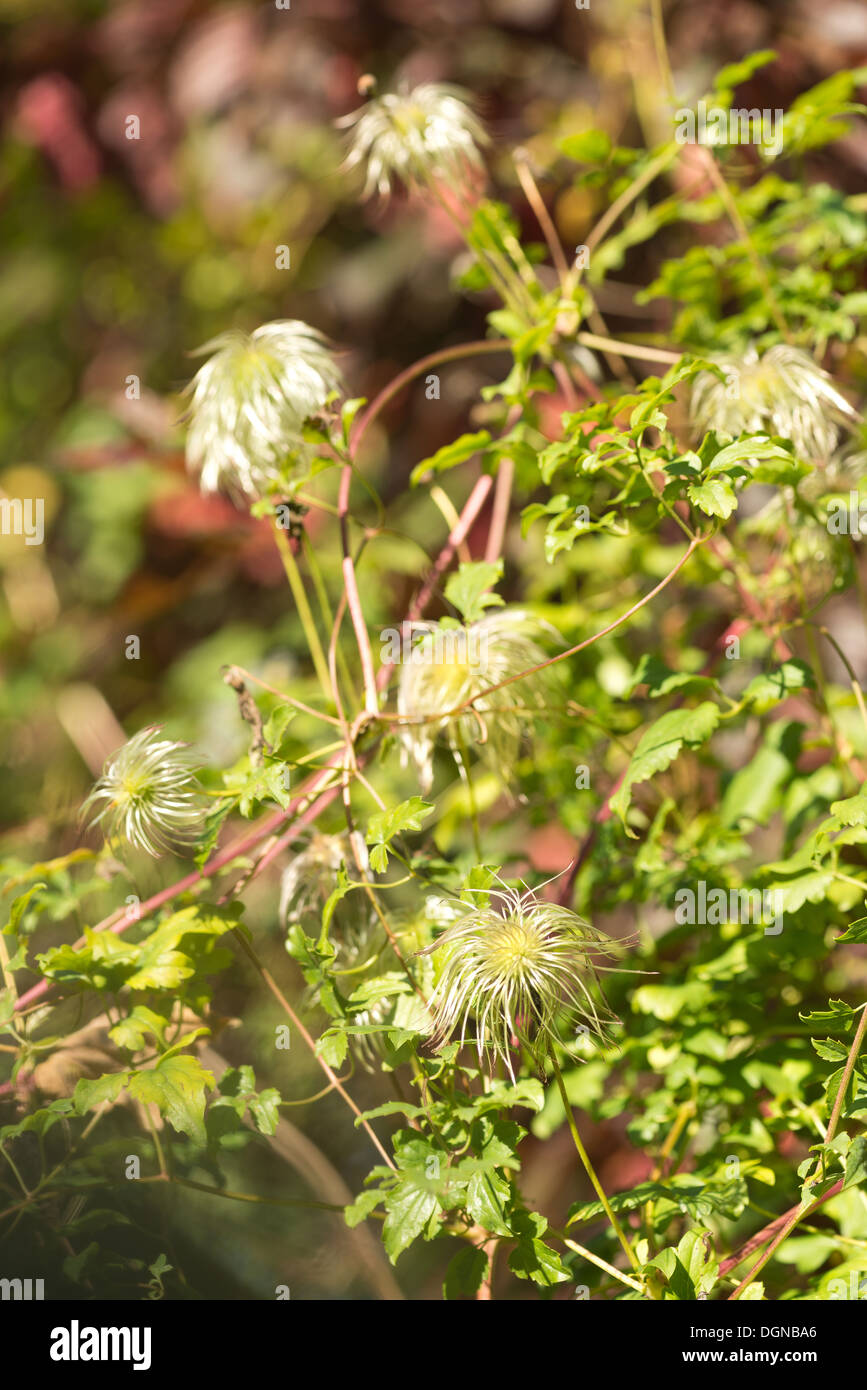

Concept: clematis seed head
[[396, 609, 554, 792], [690, 344, 856, 463], [419, 886, 621, 1079], [338, 82, 488, 201], [183, 320, 342, 503], [82, 727, 206, 858]]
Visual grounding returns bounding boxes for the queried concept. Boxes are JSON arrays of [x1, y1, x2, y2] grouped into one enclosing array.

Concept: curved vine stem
[[549, 1043, 640, 1273]]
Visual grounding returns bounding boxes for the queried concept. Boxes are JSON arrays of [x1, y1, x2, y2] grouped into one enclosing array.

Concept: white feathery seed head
[[396, 609, 553, 792], [183, 320, 343, 501], [690, 344, 856, 462], [418, 886, 620, 1079], [279, 831, 369, 927], [338, 82, 488, 200], [83, 727, 206, 858]]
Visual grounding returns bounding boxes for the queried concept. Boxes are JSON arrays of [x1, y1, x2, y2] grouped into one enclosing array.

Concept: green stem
[[271, 519, 334, 701], [302, 530, 359, 709], [649, 0, 677, 106], [729, 1006, 866, 1298], [552, 1229, 645, 1293], [140, 1174, 345, 1212], [548, 1043, 640, 1271], [455, 733, 482, 860], [825, 1003, 867, 1148]]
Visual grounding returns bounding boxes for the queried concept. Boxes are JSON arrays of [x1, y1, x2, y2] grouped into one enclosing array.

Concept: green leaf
[[569, 1175, 744, 1228], [647, 1233, 718, 1301], [768, 870, 832, 913], [705, 436, 795, 473], [676, 1228, 719, 1297], [508, 1212, 571, 1287], [830, 794, 867, 827], [341, 396, 367, 446], [232, 761, 293, 818], [367, 797, 434, 847], [610, 703, 720, 833], [509, 1237, 572, 1288], [632, 981, 714, 1021], [355, 1100, 426, 1125], [0, 990, 14, 1028], [410, 431, 491, 485], [465, 1169, 513, 1237], [837, 918, 867, 944], [72, 1072, 127, 1116], [382, 1177, 441, 1263], [3, 882, 45, 935], [743, 661, 814, 712], [127, 1055, 215, 1146], [739, 1281, 765, 1301], [320, 867, 356, 941], [443, 560, 505, 624], [194, 799, 235, 870], [559, 129, 612, 163], [469, 1078, 546, 1116], [842, 1135, 867, 1193], [109, 1005, 170, 1053], [712, 50, 778, 97], [688, 478, 737, 519], [212, 1065, 282, 1136], [348, 973, 413, 1010], [344, 1188, 384, 1228], [315, 1029, 349, 1069], [799, 1000, 855, 1029], [629, 653, 715, 699], [443, 1245, 489, 1300]]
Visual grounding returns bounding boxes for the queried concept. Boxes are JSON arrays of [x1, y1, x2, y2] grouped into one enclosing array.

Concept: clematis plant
[[5, 17, 867, 1310]]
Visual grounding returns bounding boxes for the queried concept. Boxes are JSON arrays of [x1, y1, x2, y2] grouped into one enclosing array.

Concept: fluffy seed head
[[419, 886, 620, 1079], [396, 610, 552, 792], [280, 831, 369, 928], [83, 727, 205, 858], [338, 82, 488, 200], [690, 344, 855, 462], [183, 320, 342, 501]]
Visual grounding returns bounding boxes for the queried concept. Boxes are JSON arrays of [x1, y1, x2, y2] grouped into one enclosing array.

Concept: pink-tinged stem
[[13, 471, 499, 1013], [727, 1178, 844, 1299], [377, 473, 494, 693], [338, 463, 379, 714], [447, 533, 706, 710], [349, 340, 510, 456], [13, 766, 340, 1013], [234, 786, 339, 890], [484, 455, 514, 565]]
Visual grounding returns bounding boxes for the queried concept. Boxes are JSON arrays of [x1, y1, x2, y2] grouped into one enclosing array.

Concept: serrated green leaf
[[443, 561, 505, 624], [812, 1037, 849, 1062], [410, 431, 491, 485], [799, 999, 855, 1029], [688, 478, 737, 519], [72, 1072, 127, 1116], [127, 1055, 215, 1146], [837, 917, 867, 944], [443, 1244, 489, 1300], [743, 660, 814, 712], [842, 1135, 867, 1193], [315, 1029, 349, 1069], [382, 1177, 440, 1263], [610, 702, 720, 832], [367, 797, 434, 848]]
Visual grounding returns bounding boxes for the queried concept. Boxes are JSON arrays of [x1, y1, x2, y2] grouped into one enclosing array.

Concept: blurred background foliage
[[2, 0, 867, 1299]]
